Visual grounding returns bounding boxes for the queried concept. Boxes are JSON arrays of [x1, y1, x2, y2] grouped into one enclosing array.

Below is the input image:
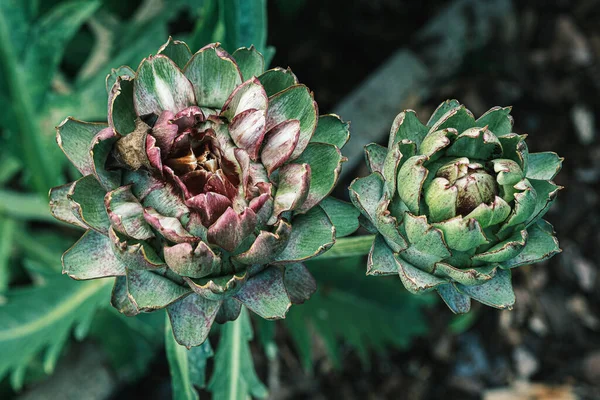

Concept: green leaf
[[501, 219, 561, 269], [68, 175, 110, 233], [318, 197, 360, 238], [396, 155, 428, 215], [0, 1, 64, 192], [0, 152, 21, 185], [62, 230, 126, 280], [232, 47, 265, 81], [367, 234, 400, 276], [184, 45, 243, 109], [207, 308, 268, 399], [189, 0, 220, 51], [158, 37, 193, 70], [0, 216, 16, 294], [134, 54, 196, 116], [526, 152, 563, 180], [310, 114, 350, 149], [127, 269, 191, 311], [24, 0, 100, 106], [56, 118, 108, 177], [389, 110, 428, 147], [221, 0, 268, 54], [274, 206, 335, 263], [295, 143, 344, 213], [266, 84, 317, 160], [109, 77, 136, 135], [0, 276, 111, 386], [456, 269, 516, 310], [426, 99, 460, 127], [91, 309, 164, 383], [437, 283, 471, 314], [105, 65, 135, 94], [254, 318, 277, 360], [166, 312, 213, 400], [257, 67, 297, 97], [429, 105, 476, 135], [364, 143, 387, 174], [316, 234, 374, 260], [349, 172, 407, 252], [475, 106, 513, 136], [0, 190, 54, 222], [286, 257, 434, 369], [234, 267, 291, 319], [167, 294, 221, 348]]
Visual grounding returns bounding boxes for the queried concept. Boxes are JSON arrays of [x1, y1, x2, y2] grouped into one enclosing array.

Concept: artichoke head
[[49, 38, 349, 347], [351, 100, 562, 313]]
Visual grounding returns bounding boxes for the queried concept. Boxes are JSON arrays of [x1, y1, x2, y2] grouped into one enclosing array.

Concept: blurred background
[[0, 0, 599, 399]]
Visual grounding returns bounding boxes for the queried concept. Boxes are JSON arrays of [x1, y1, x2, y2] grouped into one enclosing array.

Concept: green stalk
[[0, 216, 17, 293], [0, 12, 57, 194], [316, 234, 375, 260]]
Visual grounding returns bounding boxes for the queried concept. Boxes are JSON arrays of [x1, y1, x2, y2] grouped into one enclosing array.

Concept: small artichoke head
[[351, 100, 562, 313]]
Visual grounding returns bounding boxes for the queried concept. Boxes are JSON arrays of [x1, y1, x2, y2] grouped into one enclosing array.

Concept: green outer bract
[[49, 38, 350, 347], [351, 100, 562, 313]]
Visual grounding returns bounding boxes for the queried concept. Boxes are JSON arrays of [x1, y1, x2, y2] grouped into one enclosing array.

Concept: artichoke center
[[436, 157, 498, 216]]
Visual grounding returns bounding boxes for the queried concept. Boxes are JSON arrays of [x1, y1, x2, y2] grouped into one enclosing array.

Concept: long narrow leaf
[[0, 277, 112, 388], [166, 312, 213, 400], [286, 257, 435, 369], [0, 216, 17, 294], [208, 308, 268, 400], [0, 190, 56, 223], [221, 0, 268, 52]]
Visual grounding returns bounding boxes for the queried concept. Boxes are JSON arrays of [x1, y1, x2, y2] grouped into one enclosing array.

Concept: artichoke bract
[[49, 38, 349, 347], [350, 100, 562, 313]]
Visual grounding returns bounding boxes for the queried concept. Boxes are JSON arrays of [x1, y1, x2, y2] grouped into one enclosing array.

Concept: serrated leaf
[[90, 309, 164, 383], [285, 257, 434, 369], [207, 307, 268, 400], [0, 276, 111, 384]]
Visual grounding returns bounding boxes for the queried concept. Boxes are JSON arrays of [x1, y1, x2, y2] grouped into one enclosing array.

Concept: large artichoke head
[[49, 38, 349, 347], [350, 100, 562, 313]]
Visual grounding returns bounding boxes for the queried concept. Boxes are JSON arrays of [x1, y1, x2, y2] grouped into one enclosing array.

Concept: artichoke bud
[[352, 101, 563, 314], [50, 39, 349, 348], [435, 158, 498, 216]]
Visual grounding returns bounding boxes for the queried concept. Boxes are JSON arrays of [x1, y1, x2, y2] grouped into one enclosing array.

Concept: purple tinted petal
[[283, 263, 316, 304], [204, 170, 238, 199], [233, 266, 291, 319], [146, 134, 163, 171], [249, 191, 273, 226], [143, 207, 198, 243], [233, 219, 292, 265], [215, 298, 242, 324], [151, 110, 179, 155], [269, 163, 311, 224], [261, 120, 300, 175], [186, 192, 232, 227], [173, 106, 204, 130], [228, 108, 266, 161], [180, 169, 210, 196], [163, 165, 192, 199], [164, 241, 221, 278], [208, 207, 257, 251], [220, 77, 268, 120]]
